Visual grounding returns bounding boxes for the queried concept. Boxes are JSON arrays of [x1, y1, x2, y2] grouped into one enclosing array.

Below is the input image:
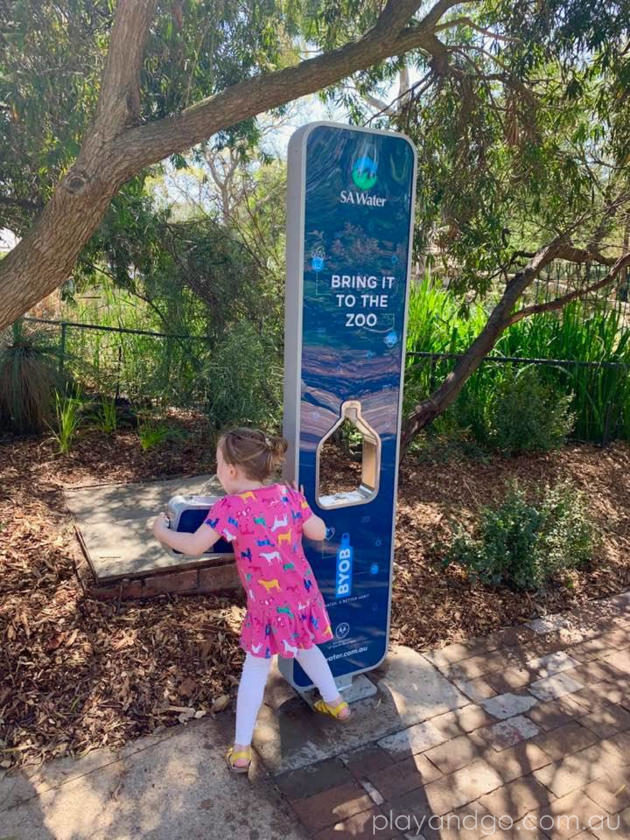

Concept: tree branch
[[93, 0, 158, 135], [434, 16, 522, 43], [0, 0, 475, 331], [400, 232, 569, 454], [119, 1, 473, 169], [369, 0, 427, 45], [507, 252, 630, 325], [365, 69, 434, 124], [554, 244, 615, 265]]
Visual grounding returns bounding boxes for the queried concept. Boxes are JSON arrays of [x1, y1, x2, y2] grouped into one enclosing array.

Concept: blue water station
[[280, 122, 417, 694]]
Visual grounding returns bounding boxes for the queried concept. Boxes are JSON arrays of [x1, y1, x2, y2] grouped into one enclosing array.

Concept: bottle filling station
[[280, 122, 417, 696]]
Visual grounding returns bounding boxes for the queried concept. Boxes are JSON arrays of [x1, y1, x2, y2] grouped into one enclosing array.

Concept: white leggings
[[235, 646, 340, 746]]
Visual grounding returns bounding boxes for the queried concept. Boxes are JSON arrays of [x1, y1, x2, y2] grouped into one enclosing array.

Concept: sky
[[259, 92, 346, 159], [0, 228, 18, 252]]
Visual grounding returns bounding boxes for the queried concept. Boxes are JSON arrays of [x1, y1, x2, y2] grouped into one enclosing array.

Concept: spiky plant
[[0, 321, 62, 434]]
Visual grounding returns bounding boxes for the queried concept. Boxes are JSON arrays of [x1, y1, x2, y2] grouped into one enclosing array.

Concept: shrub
[[80, 394, 138, 430], [203, 323, 282, 431], [486, 365, 575, 454], [444, 479, 597, 591], [333, 418, 364, 461], [98, 396, 118, 434], [137, 419, 182, 451]]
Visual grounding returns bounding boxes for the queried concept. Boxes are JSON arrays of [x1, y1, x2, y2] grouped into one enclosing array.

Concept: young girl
[[152, 427, 350, 774]]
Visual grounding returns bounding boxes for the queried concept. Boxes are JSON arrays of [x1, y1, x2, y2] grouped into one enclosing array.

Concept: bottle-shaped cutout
[[335, 533, 354, 598], [316, 400, 381, 509]]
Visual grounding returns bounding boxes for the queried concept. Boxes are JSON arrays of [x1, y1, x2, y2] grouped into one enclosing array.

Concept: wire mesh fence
[[22, 291, 630, 446], [23, 316, 213, 409]]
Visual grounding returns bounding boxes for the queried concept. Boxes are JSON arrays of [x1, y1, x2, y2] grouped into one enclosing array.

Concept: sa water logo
[[352, 156, 378, 191]]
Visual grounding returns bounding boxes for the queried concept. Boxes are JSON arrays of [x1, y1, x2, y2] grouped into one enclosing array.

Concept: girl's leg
[[294, 645, 349, 715], [233, 652, 273, 762]]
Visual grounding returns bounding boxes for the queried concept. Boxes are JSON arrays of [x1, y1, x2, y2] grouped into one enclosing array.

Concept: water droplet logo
[[352, 156, 378, 191]]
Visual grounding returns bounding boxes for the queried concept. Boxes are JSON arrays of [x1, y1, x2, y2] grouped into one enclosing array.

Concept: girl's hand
[[289, 479, 305, 495], [152, 512, 170, 537]]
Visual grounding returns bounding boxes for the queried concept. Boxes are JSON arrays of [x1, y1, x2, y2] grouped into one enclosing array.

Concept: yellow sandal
[[313, 697, 351, 722], [225, 745, 252, 774]]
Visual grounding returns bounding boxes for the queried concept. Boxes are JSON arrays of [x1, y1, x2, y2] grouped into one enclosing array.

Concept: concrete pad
[[298, 674, 378, 710], [381, 648, 468, 719], [65, 474, 215, 523], [0, 759, 126, 840], [528, 672, 585, 702], [65, 474, 232, 581], [338, 673, 379, 703], [0, 716, 308, 840], [253, 646, 468, 775], [525, 651, 581, 678], [481, 692, 538, 720], [6, 726, 182, 802]]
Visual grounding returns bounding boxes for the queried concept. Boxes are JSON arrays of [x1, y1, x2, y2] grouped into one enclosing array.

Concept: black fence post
[[59, 322, 67, 375], [115, 345, 122, 400]]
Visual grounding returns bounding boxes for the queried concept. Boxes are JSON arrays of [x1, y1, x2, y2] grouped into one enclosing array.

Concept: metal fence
[[22, 315, 630, 445], [406, 350, 630, 445], [23, 316, 214, 407]]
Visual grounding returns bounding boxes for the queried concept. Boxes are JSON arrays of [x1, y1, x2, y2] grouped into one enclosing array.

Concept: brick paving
[[2, 592, 628, 839], [278, 592, 630, 839]]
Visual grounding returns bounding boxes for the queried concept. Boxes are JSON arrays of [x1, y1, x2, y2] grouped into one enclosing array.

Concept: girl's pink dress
[[204, 484, 333, 659]]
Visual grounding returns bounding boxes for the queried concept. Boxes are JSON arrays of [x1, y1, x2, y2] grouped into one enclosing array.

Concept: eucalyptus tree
[[1, 0, 628, 454], [0, 0, 481, 331]]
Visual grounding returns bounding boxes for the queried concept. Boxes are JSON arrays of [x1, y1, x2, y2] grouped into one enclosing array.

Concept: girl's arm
[[289, 480, 327, 541], [153, 513, 221, 556], [303, 513, 326, 541]]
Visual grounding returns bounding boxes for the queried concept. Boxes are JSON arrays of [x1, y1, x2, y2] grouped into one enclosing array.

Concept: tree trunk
[[399, 237, 567, 457], [0, 157, 129, 331]]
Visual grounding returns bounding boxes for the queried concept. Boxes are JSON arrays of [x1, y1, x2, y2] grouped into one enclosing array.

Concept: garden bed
[[1, 413, 629, 770]]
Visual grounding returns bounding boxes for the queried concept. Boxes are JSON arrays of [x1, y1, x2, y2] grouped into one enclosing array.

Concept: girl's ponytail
[[270, 434, 288, 461], [265, 434, 287, 477]]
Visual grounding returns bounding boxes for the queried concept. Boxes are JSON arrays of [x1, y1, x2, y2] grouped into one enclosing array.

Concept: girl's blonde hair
[[218, 427, 288, 481]]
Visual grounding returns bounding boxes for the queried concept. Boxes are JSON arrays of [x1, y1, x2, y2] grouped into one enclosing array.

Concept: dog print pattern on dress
[[204, 485, 333, 658]]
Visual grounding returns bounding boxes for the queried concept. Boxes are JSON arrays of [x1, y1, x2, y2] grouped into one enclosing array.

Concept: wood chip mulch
[[1, 412, 629, 771]]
